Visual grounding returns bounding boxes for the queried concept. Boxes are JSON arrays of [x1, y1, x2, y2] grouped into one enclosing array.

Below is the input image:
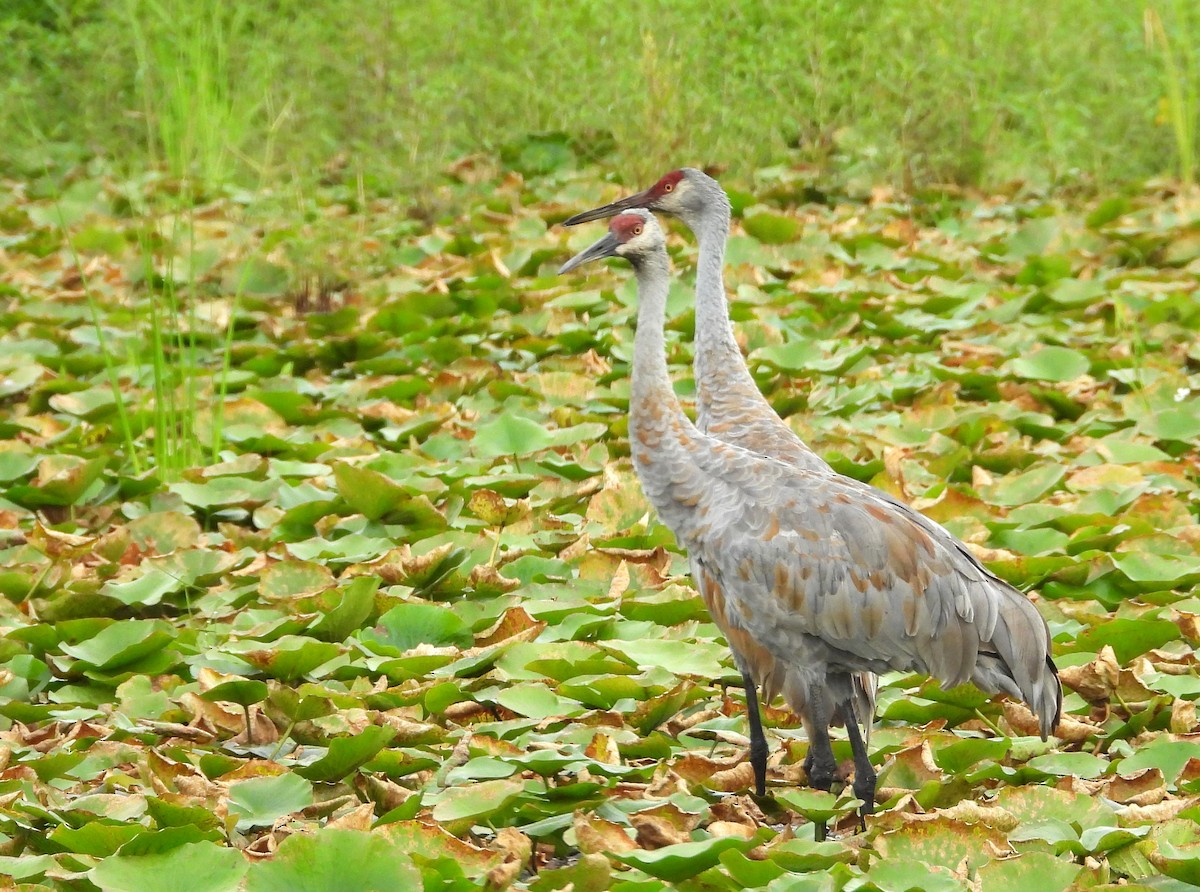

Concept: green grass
[[2, 0, 1199, 193]]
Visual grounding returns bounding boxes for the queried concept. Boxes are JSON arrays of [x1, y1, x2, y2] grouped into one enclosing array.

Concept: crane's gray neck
[[628, 249, 723, 532], [629, 252, 678, 422], [692, 199, 759, 421]]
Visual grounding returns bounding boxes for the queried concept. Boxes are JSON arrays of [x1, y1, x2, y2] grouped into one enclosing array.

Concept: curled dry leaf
[[244, 831, 281, 859], [906, 800, 1020, 831], [379, 714, 443, 744], [1120, 796, 1200, 824], [709, 760, 757, 793], [584, 731, 622, 764], [671, 752, 743, 786], [1059, 645, 1121, 703], [1055, 713, 1104, 744], [474, 605, 546, 647], [1170, 698, 1197, 734], [666, 708, 722, 736], [443, 701, 493, 723], [483, 857, 521, 891], [468, 563, 521, 594], [574, 811, 637, 855], [631, 813, 690, 849], [326, 802, 376, 831], [707, 820, 756, 840], [356, 774, 417, 813], [490, 826, 533, 864], [710, 795, 767, 828], [1001, 700, 1045, 737], [1105, 768, 1168, 805], [607, 559, 631, 600]]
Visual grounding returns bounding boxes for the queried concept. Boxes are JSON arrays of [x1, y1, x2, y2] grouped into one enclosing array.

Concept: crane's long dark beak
[[562, 188, 654, 226], [559, 232, 621, 274]]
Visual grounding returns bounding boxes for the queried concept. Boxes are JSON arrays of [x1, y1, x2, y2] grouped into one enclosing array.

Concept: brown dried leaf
[[607, 560, 631, 601], [708, 760, 757, 793], [490, 827, 532, 865], [584, 732, 621, 764], [1105, 768, 1167, 805], [1059, 646, 1121, 702], [631, 813, 689, 849], [379, 714, 444, 744], [574, 812, 636, 855], [906, 801, 1019, 831], [474, 606, 546, 647], [710, 795, 767, 828], [469, 563, 521, 594], [327, 802, 376, 831], [665, 708, 721, 736], [1170, 698, 1197, 734], [1055, 713, 1104, 744], [483, 857, 521, 890], [1120, 796, 1200, 824], [671, 753, 740, 785], [708, 820, 756, 840], [1001, 700, 1044, 737]]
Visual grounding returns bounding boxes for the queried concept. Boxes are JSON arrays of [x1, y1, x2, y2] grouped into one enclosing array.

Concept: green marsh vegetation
[[2, 1, 1200, 889]]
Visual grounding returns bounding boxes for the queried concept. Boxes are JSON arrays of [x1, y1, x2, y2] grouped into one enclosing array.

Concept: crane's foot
[[852, 773, 877, 825], [807, 757, 837, 793]]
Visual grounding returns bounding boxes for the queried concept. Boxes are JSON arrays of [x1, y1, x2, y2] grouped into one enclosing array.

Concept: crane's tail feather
[[852, 672, 878, 748], [970, 587, 1062, 739]]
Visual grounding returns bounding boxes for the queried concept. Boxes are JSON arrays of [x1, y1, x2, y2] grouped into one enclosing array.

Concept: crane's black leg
[[839, 690, 876, 832], [801, 692, 837, 842], [803, 694, 838, 794], [741, 669, 768, 796]]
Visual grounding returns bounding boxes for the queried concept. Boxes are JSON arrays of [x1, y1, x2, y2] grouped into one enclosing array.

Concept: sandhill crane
[[559, 210, 1062, 822], [566, 169, 877, 797]]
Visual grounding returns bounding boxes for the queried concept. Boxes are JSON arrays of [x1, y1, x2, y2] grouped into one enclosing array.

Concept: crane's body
[[560, 211, 1062, 819], [566, 169, 877, 795]]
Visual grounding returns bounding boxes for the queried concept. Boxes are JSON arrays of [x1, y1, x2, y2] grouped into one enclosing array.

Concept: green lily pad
[[613, 836, 753, 882], [1010, 346, 1090, 382], [429, 777, 524, 827], [361, 603, 472, 654], [227, 772, 313, 831], [60, 620, 173, 671], [200, 679, 269, 707], [244, 829, 420, 892], [90, 841, 249, 892], [473, 413, 556, 457], [294, 725, 396, 782]]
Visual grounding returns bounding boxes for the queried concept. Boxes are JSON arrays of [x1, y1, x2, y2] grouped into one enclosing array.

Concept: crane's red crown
[[611, 213, 646, 242], [649, 170, 685, 199]]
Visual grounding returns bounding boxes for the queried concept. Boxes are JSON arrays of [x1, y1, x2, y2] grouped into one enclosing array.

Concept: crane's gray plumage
[[567, 169, 877, 794], [560, 210, 1062, 820]]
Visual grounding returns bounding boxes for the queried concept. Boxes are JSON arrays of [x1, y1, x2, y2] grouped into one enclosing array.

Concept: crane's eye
[[633, 225, 643, 236], [663, 183, 674, 193]]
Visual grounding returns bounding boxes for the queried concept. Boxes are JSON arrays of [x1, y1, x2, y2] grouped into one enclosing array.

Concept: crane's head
[[563, 168, 725, 231], [559, 208, 665, 274]]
